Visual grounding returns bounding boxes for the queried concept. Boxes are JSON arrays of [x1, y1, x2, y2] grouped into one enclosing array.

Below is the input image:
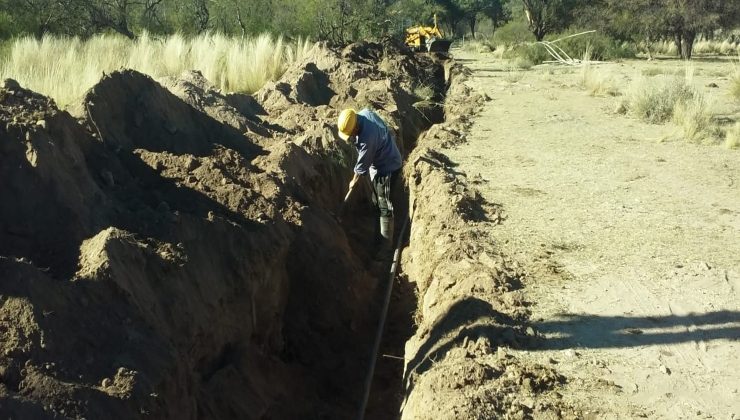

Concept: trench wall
[[0, 42, 446, 419]]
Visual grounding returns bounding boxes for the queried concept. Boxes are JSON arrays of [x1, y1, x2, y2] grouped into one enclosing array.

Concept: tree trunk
[[468, 16, 476, 39], [674, 33, 683, 58], [534, 27, 545, 41], [681, 31, 695, 60]]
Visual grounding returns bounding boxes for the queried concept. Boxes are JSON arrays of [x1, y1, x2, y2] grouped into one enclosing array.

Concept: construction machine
[[405, 14, 452, 53]]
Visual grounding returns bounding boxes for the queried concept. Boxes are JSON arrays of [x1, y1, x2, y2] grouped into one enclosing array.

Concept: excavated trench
[[0, 41, 458, 419]]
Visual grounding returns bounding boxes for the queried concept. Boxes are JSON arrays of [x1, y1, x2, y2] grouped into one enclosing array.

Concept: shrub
[[580, 61, 619, 96], [552, 30, 636, 62], [462, 39, 495, 54], [503, 43, 550, 65], [503, 31, 635, 66], [621, 72, 698, 123], [731, 57, 740, 103], [672, 95, 712, 143], [493, 21, 535, 47]]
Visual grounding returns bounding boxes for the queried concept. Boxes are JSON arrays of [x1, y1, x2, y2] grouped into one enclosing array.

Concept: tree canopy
[[0, 0, 738, 59]]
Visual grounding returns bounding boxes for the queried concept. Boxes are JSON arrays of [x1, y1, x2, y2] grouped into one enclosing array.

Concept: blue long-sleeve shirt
[[352, 109, 402, 179]]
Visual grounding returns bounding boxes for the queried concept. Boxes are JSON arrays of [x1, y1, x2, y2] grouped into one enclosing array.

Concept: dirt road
[[447, 52, 740, 419]]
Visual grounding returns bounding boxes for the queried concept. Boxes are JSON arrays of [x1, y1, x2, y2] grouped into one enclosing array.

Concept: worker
[[337, 108, 402, 257]]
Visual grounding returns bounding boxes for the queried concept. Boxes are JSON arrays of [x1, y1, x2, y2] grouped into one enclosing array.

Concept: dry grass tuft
[[512, 57, 534, 70], [726, 122, 740, 150], [0, 32, 312, 106], [413, 84, 436, 101], [672, 95, 712, 143], [579, 49, 619, 96], [731, 55, 740, 103], [504, 66, 525, 83], [620, 66, 698, 123], [463, 39, 496, 54]]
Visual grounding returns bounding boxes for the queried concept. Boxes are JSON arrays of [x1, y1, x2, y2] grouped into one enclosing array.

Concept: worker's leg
[[373, 170, 399, 257]]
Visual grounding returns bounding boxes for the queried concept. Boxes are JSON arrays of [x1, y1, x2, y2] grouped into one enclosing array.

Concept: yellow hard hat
[[337, 108, 357, 140]]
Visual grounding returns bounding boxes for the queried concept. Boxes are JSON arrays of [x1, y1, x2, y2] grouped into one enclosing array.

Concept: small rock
[[221, 177, 228, 185], [564, 349, 578, 358], [101, 378, 112, 388], [706, 82, 719, 88], [659, 364, 671, 375], [629, 383, 639, 394], [185, 157, 200, 171], [522, 377, 533, 391], [36, 120, 47, 130], [526, 326, 536, 337]]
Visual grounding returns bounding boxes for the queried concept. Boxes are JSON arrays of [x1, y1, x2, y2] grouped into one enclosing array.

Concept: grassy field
[[0, 32, 312, 106]]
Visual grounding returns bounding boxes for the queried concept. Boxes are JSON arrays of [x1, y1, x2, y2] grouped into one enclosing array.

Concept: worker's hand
[[348, 173, 361, 193]]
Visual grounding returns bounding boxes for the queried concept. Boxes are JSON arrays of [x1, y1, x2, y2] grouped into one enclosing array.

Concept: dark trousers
[[372, 169, 400, 217]]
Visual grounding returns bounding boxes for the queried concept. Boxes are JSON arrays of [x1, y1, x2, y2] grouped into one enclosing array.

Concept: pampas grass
[[0, 32, 313, 106]]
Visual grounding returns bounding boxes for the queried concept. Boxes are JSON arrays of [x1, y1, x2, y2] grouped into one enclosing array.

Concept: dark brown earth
[[0, 41, 447, 419], [1, 40, 584, 420]]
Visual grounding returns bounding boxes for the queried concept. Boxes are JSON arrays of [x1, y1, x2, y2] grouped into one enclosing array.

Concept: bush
[[502, 43, 550, 65], [621, 73, 698, 123], [0, 12, 16, 39], [580, 59, 619, 96], [462, 39, 495, 54], [493, 20, 535, 47], [502, 30, 635, 65], [731, 59, 740, 103], [672, 95, 712, 143], [550, 30, 636, 62]]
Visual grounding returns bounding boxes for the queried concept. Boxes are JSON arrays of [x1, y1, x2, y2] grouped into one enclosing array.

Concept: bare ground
[[443, 52, 740, 419]]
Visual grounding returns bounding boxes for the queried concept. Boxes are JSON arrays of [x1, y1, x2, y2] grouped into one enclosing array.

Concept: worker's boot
[[375, 215, 394, 261]]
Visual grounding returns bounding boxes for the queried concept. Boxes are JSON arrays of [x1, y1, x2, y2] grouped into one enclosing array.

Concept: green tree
[[520, 0, 580, 41], [587, 0, 740, 59]]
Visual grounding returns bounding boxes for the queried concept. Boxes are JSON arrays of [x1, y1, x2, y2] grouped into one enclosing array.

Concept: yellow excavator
[[405, 14, 452, 53]]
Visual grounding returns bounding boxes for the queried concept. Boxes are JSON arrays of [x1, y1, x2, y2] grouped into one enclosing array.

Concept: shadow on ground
[[403, 297, 739, 392], [535, 310, 740, 350]]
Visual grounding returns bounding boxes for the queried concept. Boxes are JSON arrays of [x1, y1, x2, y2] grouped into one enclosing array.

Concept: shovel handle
[[344, 177, 360, 202]]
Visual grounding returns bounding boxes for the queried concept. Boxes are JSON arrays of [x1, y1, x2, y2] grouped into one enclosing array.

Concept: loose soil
[[413, 51, 739, 419], [3, 39, 737, 420], [0, 41, 447, 419]]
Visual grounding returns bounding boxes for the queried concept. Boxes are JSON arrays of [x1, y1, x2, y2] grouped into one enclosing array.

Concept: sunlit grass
[[619, 66, 698, 124], [0, 32, 313, 106], [726, 122, 740, 150], [579, 48, 619, 97], [731, 54, 740, 103]]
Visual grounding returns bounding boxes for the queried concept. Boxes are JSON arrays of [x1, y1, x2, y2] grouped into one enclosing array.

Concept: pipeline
[[356, 210, 412, 420]]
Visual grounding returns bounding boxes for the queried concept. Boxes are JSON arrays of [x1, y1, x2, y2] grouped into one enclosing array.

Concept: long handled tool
[[334, 177, 361, 222], [338, 181, 357, 214]]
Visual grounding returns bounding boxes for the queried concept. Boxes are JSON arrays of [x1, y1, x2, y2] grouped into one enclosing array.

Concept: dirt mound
[[398, 65, 582, 419], [159, 70, 269, 136], [0, 42, 447, 419]]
